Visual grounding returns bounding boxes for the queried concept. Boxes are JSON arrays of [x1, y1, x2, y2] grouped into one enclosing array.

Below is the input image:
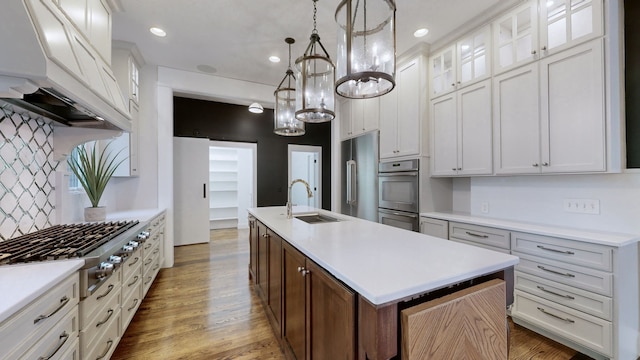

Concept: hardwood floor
[[112, 228, 584, 360]]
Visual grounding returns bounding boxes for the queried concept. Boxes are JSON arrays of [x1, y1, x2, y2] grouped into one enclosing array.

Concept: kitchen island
[[248, 206, 519, 360]]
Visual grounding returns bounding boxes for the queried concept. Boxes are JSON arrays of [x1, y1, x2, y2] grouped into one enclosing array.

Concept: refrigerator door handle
[[346, 160, 357, 205]]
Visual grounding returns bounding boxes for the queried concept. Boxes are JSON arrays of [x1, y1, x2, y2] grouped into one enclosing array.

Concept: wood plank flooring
[[112, 228, 585, 360]]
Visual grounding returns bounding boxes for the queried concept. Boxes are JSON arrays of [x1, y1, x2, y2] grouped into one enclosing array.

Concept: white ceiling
[[111, 0, 519, 88]]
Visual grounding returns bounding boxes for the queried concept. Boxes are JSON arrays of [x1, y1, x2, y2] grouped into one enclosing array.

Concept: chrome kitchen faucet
[[287, 179, 313, 218]]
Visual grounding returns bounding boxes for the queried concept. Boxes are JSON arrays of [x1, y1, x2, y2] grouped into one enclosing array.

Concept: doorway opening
[[288, 145, 322, 209], [209, 141, 257, 230]]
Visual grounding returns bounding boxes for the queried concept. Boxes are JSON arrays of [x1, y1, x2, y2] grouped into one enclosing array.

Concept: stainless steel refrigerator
[[341, 131, 379, 222]]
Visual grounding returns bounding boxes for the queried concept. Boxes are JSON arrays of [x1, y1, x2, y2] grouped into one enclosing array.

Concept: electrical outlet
[[563, 199, 600, 214], [480, 202, 489, 214]]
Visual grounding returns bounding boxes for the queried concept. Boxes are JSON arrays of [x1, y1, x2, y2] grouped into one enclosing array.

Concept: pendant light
[[335, 0, 397, 99], [274, 38, 305, 136], [295, 0, 335, 123]]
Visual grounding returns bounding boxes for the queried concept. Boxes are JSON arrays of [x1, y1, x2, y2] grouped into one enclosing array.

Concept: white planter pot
[[84, 206, 107, 222]]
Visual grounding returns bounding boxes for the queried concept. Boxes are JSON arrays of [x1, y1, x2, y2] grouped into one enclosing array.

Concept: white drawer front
[[513, 290, 612, 357], [79, 270, 121, 329], [1, 273, 79, 359], [121, 284, 142, 332], [511, 232, 612, 271], [121, 248, 142, 281], [143, 253, 161, 296], [515, 253, 612, 296], [514, 271, 612, 321], [82, 309, 121, 360], [80, 285, 121, 349], [122, 263, 142, 301], [450, 238, 511, 254], [449, 222, 510, 250], [19, 307, 78, 360], [56, 338, 79, 360]]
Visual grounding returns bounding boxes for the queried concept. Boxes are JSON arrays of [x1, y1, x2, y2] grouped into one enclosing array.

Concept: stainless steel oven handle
[[391, 212, 417, 218], [378, 171, 419, 177]]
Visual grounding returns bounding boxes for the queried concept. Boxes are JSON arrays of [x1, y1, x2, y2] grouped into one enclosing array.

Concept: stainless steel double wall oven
[[378, 159, 420, 232]]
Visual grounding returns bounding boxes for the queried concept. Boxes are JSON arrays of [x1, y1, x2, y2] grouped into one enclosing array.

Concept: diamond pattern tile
[[0, 103, 57, 240]]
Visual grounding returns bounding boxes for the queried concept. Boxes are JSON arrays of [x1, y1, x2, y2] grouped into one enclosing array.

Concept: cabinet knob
[[532, 163, 539, 167], [457, 81, 461, 85], [452, 168, 457, 171], [301, 270, 310, 277], [457, 167, 462, 171], [542, 162, 549, 166], [262, 233, 270, 238], [541, 46, 547, 51], [531, 50, 537, 55], [297, 266, 304, 272]]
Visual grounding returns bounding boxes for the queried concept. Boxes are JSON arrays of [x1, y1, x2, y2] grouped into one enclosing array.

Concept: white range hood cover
[[0, 0, 131, 131]]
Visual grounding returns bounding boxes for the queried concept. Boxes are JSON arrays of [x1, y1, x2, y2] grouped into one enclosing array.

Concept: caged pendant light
[[274, 38, 305, 136], [335, 0, 397, 99], [295, 0, 336, 123]]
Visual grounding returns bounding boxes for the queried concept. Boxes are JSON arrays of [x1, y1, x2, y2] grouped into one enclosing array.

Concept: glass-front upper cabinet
[[457, 25, 491, 87], [493, 2, 538, 74], [540, 0, 603, 55], [430, 45, 456, 98]]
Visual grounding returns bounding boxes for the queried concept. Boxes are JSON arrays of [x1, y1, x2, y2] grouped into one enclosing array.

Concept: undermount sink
[[293, 213, 340, 224]]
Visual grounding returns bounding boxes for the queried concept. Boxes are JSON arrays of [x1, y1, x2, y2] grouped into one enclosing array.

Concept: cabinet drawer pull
[[537, 307, 575, 323], [302, 269, 310, 277], [128, 276, 140, 287], [297, 266, 304, 272], [153, 248, 160, 255], [536, 245, 574, 255], [465, 231, 489, 239], [144, 243, 152, 250], [153, 264, 160, 271], [127, 298, 139, 312], [37, 331, 69, 360], [96, 309, 114, 327], [34, 296, 70, 324], [536, 286, 575, 300], [262, 233, 270, 238], [97, 284, 115, 300], [96, 340, 114, 360], [145, 276, 153, 285], [145, 258, 153, 266], [128, 257, 140, 266], [537, 265, 575, 278]]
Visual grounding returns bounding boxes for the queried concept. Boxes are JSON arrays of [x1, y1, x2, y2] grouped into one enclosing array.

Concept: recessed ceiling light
[[269, 56, 281, 63], [149, 27, 167, 37], [413, 28, 429, 38]]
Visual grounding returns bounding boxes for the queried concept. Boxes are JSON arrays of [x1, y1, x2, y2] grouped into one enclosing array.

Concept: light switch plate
[[563, 199, 600, 214]]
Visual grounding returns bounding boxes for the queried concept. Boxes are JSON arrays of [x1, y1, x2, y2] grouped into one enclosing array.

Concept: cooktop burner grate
[[0, 221, 139, 265]]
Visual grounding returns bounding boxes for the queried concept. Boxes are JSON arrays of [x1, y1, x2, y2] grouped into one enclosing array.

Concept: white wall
[[236, 146, 254, 229], [465, 172, 640, 234]]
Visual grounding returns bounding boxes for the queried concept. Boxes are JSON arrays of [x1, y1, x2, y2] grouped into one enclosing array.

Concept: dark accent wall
[[173, 96, 332, 209], [626, 0, 640, 167]]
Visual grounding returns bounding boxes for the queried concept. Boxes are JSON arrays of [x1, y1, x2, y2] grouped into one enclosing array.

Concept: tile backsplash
[[0, 103, 57, 240]]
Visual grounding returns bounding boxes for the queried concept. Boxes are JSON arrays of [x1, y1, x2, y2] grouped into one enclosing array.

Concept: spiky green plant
[[67, 142, 126, 208]]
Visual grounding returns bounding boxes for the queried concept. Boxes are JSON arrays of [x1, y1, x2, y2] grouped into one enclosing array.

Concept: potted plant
[[67, 141, 125, 222]]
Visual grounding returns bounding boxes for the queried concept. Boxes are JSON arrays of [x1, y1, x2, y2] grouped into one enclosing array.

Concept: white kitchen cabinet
[[493, 1, 539, 74], [380, 57, 424, 159], [420, 217, 448, 239], [493, 0, 603, 75], [431, 79, 492, 176], [539, 0, 603, 56], [493, 63, 541, 174], [339, 98, 379, 140], [457, 25, 491, 88], [494, 39, 605, 174], [430, 45, 457, 98]]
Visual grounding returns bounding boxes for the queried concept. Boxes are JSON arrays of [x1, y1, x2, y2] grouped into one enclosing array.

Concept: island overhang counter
[[248, 206, 519, 359]]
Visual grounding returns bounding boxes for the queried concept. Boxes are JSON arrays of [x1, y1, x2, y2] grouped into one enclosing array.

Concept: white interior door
[[289, 145, 322, 209], [173, 137, 210, 246]]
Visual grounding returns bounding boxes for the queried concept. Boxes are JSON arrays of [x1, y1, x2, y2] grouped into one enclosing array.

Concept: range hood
[[0, 0, 131, 131]]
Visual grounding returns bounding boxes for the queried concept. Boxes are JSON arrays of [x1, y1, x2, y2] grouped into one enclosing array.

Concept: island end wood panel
[[401, 279, 507, 360], [283, 241, 307, 360], [267, 229, 282, 336], [248, 217, 258, 282], [358, 298, 398, 360], [307, 260, 356, 360], [257, 221, 268, 300]]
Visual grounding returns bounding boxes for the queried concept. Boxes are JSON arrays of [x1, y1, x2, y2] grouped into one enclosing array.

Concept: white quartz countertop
[[0, 259, 85, 324], [249, 206, 519, 306], [421, 212, 640, 247]]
